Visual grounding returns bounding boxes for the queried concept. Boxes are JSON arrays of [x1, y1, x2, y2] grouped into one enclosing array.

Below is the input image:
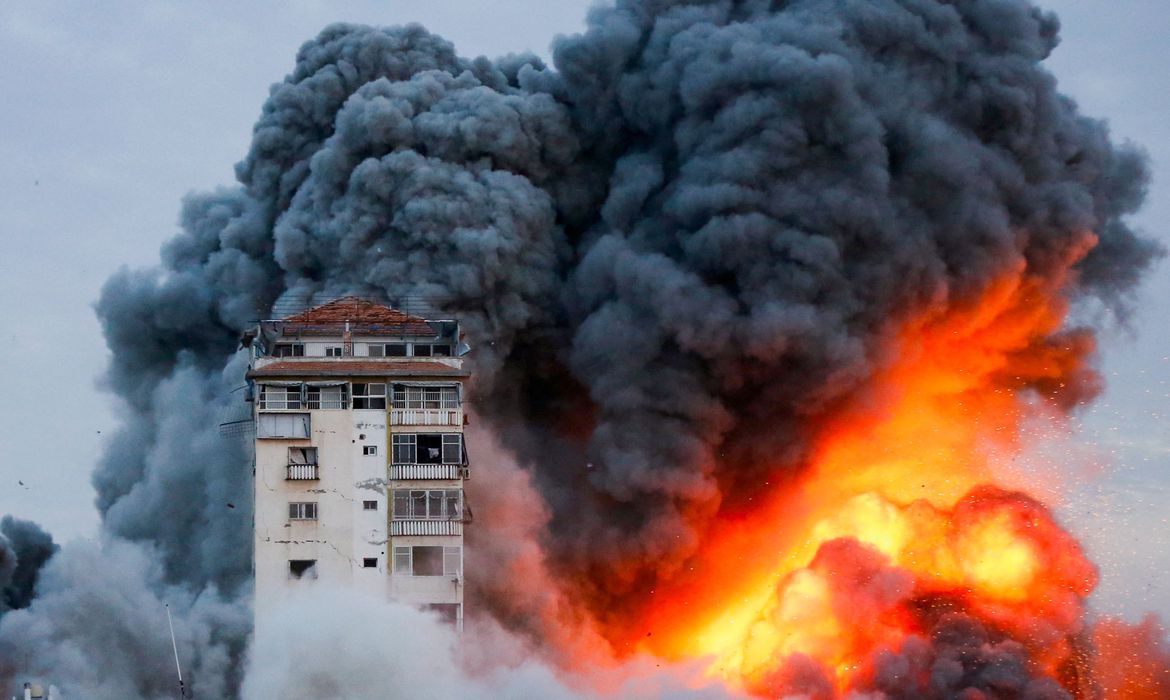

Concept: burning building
[[246, 297, 471, 634]]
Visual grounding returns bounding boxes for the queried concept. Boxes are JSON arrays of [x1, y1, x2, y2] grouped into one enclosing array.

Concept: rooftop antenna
[[165, 604, 185, 699]]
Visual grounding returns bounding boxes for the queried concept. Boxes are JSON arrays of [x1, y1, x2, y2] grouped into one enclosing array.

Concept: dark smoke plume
[[0, 0, 1160, 696], [0, 517, 56, 613]]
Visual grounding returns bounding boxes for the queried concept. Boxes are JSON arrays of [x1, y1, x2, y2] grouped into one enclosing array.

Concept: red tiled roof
[[248, 360, 469, 379], [280, 297, 436, 337]]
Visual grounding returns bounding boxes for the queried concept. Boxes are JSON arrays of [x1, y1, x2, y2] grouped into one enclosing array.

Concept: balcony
[[287, 464, 319, 480], [389, 464, 466, 480], [389, 408, 463, 427], [390, 520, 463, 536]]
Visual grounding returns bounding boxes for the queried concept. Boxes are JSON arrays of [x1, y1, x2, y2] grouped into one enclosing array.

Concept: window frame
[[288, 502, 318, 520], [307, 385, 347, 409], [392, 546, 461, 577], [391, 488, 462, 520], [392, 434, 416, 464], [391, 385, 459, 410], [352, 382, 387, 410], [272, 343, 305, 358], [256, 413, 311, 439], [258, 385, 301, 411]]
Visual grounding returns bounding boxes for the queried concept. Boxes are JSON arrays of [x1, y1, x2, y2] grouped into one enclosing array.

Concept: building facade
[[245, 297, 470, 635]]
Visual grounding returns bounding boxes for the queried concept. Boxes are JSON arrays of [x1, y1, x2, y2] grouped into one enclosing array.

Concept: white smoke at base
[[242, 587, 739, 700]]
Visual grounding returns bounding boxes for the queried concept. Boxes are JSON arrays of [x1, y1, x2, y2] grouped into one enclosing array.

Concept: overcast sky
[[0, 1, 1166, 621]]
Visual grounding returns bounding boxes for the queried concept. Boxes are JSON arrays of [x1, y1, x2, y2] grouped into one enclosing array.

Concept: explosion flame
[[591, 235, 1112, 697]]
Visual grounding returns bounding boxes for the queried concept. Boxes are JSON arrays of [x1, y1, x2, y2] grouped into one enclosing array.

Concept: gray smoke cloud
[[0, 0, 1161, 696]]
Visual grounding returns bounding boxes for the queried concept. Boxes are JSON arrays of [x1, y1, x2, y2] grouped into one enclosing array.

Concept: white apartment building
[[244, 297, 470, 637]]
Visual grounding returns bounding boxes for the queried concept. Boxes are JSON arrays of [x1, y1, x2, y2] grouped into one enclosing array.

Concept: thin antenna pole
[[165, 604, 185, 698]]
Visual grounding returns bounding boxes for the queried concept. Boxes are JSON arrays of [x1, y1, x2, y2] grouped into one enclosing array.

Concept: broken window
[[288, 447, 317, 465], [288, 502, 317, 520], [352, 383, 386, 409], [257, 413, 310, 439], [391, 489, 462, 520], [288, 559, 316, 579], [272, 343, 304, 358]]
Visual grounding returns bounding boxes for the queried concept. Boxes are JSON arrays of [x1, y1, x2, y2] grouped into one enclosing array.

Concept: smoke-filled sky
[[0, 0, 1167, 630]]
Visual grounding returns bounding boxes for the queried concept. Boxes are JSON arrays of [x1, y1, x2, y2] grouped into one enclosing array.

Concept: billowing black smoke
[[0, 0, 1159, 697], [0, 518, 56, 614]]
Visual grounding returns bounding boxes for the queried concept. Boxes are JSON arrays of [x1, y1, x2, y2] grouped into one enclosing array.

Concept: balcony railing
[[390, 521, 463, 536], [389, 464, 466, 480], [389, 408, 463, 426], [287, 464, 319, 480]]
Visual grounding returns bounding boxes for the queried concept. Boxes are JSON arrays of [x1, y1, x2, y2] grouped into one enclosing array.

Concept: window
[[431, 345, 452, 357], [412, 343, 433, 357], [289, 502, 318, 520], [362, 500, 378, 511], [257, 413, 310, 439], [272, 343, 304, 357], [289, 559, 317, 579], [391, 434, 461, 464], [288, 447, 317, 465], [325, 346, 343, 357], [392, 434, 416, 463], [363, 445, 378, 456], [352, 383, 386, 409], [307, 385, 347, 409], [442, 434, 462, 464], [367, 343, 408, 357], [392, 546, 460, 576], [393, 547, 411, 574], [263, 385, 348, 410], [391, 385, 459, 409], [259, 386, 301, 410], [362, 557, 378, 568], [391, 489, 462, 520]]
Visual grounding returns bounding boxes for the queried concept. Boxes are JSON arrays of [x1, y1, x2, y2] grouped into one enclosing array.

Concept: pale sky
[[0, 1, 1166, 620]]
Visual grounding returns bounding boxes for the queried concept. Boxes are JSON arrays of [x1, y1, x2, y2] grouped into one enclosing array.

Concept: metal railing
[[389, 408, 463, 426], [390, 521, 463, 536], [286, 464, 319, 480], [388, 464, 467, 480]]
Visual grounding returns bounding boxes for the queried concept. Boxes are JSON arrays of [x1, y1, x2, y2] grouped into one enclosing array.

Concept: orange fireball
[[626, 238, 1114, 696]]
